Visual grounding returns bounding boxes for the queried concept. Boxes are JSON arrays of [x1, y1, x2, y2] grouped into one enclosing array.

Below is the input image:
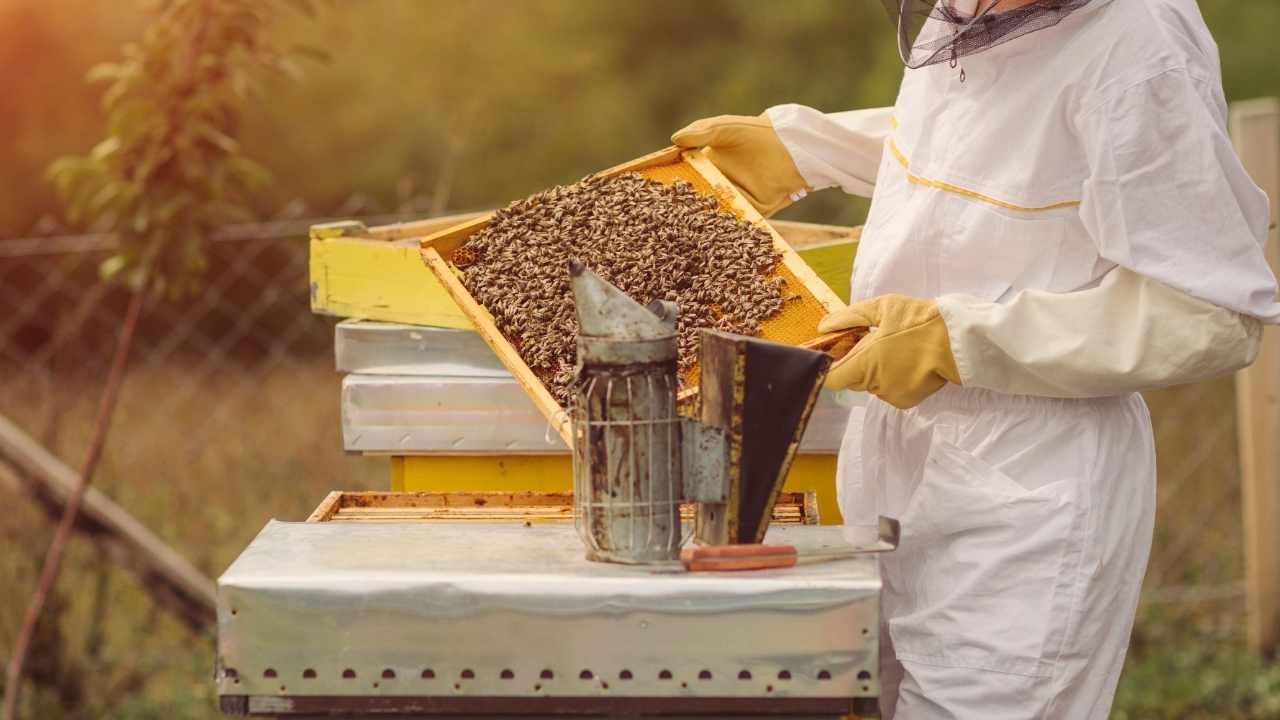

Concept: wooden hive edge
[[306, 491, 817, 524], [305, 491, 344, 522], [366, 212, 488, 242]]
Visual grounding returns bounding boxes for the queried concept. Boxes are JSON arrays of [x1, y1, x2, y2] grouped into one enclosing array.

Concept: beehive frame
[[305, 490, 820, 525], [419, 147, 845, 446]]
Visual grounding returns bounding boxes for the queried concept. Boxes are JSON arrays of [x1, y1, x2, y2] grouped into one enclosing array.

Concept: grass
[[0, 355, 382, 719], [1116, 603, 1280, 719], [0, 357, 1275, 718]]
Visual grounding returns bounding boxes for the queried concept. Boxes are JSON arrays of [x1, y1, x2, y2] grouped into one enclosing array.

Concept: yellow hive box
[[310, 217, 857, 328], [390, 454, 844, 525]]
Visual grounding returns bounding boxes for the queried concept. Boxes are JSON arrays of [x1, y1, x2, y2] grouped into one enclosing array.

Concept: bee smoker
[[568, 261, 833, 564], [569, 261, 683, 563]]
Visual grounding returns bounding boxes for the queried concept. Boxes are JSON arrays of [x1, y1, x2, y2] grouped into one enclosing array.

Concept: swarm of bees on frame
[[454, 172, 791, 406]]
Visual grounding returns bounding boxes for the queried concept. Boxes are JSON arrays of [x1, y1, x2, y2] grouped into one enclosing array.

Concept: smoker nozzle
[[568, 261, 676, 340]]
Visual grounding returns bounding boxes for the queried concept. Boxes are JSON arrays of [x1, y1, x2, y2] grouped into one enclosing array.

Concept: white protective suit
[[765, 0, 1278, 716]]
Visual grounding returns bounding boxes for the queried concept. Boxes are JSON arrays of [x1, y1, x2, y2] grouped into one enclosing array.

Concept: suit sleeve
[[1076, 68, 1278, 321], [935, 69, 1275, 398], [765, 104, 896, 198], [938, 267, 1261, 398]]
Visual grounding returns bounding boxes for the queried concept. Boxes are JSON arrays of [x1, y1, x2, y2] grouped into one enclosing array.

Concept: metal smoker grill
[[569, 261, 685, 563], [567, 260, 838, 564]]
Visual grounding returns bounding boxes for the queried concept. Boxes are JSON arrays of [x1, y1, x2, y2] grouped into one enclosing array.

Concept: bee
[[457, 170, 790, 401]]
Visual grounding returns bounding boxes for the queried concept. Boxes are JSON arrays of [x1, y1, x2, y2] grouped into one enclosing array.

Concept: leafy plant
[[47, 0, 325, 298], [2, 3, 323, 719]]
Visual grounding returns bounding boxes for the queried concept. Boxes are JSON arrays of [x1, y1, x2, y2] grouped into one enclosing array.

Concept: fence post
[[1233, 97, 1280, 658]]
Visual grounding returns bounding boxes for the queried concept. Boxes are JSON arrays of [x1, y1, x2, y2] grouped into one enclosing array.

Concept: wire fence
[[0, 207, 1258, 715], [0, 207, 404, 716]]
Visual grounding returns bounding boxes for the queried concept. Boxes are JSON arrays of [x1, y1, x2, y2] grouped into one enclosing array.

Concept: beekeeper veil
[[885, 0, 1096, 69]]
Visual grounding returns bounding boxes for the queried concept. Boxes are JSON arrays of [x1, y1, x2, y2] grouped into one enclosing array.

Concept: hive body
[[568, 264, 686, 564]]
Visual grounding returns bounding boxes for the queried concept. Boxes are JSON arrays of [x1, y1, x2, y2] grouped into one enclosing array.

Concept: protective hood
[[885, 0, 1096, 69]]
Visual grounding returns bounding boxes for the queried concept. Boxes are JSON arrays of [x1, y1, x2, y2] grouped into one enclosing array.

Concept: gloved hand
[[672, 114, 810, 217], [818, 294, 962, 409]]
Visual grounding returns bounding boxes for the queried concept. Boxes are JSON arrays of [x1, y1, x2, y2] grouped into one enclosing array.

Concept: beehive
[[419, 147, 845, 445]]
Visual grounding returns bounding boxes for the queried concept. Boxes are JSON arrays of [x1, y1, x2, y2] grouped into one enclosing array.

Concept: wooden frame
[[417, 147, 847, 446], [681, 150, 844, 311], [305, 490, 820, 526], [1232, 98, 1280, 657]]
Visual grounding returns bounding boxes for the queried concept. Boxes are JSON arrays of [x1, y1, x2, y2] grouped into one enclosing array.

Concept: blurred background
[[1, 1, 1279, 717]]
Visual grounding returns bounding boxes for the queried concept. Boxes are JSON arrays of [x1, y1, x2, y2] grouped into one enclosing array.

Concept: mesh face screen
[[884, 0, 1095, 69]]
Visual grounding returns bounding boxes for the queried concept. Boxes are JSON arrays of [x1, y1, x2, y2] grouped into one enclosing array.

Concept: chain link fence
[[0, 207, 403, 718], [0, 209, 1262, 716]]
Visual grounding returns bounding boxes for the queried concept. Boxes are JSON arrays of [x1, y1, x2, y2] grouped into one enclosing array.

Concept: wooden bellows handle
[[680, 544, 799, 571]]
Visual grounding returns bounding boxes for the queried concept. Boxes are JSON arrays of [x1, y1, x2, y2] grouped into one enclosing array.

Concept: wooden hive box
[[306, 490, 820, 525], [418, 147, 846, 446]]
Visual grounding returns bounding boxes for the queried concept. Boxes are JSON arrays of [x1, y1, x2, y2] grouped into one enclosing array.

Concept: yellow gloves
[[672, 114, 810, 218], [818, 294, 962, 409]]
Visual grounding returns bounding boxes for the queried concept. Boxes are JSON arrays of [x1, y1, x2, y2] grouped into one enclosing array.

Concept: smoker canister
[[568, 262, 685, 564]]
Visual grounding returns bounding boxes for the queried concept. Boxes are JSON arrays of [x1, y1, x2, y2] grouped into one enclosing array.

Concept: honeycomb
[[434, 154, 838, 424], [636, 160, 828, 350]]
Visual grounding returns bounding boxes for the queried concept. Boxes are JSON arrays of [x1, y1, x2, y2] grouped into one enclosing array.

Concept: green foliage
[[8, 1, 1276, 236], [1114, 608, 1280, 719], [228, 0, 902, 230], [1199, 0, 1280, 104], [45, 0, 324, 299]]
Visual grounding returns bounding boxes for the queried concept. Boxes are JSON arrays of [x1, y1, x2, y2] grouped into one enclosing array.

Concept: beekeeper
[[674, 0, 1277, 716]]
